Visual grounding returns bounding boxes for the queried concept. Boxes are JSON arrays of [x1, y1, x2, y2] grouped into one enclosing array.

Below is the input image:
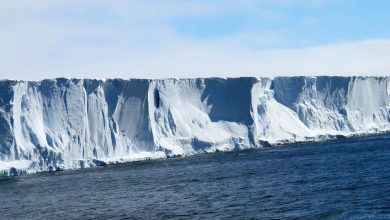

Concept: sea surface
[[1, 135, 390, 219]]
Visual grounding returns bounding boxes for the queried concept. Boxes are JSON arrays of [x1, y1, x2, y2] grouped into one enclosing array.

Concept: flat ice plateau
[[1, 76, 389, 175]]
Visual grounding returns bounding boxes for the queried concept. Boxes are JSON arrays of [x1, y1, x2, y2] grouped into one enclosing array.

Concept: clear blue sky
[[1, 0, 390, 79], [174, 0, 390, 47]]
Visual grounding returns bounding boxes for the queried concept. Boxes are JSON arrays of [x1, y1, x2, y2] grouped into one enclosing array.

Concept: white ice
[[1, 76, 389, 175]]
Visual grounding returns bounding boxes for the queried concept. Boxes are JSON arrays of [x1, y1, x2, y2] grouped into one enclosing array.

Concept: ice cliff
[[1, 76, 389, 175]]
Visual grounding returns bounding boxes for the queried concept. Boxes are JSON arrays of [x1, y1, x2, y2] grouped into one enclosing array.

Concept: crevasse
[[1, 76, 389, 175]]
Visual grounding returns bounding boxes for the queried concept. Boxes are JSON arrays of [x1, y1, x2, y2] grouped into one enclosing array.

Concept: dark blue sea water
[[1, 135, 390, 219]]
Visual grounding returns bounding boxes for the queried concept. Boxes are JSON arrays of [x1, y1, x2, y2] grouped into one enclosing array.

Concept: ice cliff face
[[1, 76, 389, 175]]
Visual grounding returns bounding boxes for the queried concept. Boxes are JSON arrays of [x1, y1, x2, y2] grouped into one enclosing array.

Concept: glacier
[[1, 76, 389, 175]]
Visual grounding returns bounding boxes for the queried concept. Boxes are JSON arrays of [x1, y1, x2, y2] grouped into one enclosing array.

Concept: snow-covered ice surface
[[1, 76, 389, 175]]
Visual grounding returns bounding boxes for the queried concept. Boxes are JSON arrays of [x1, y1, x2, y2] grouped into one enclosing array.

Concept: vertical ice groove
[[1, 76, 390, 175]]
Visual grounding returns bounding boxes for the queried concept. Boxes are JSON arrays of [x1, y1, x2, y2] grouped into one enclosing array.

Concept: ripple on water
[[0, 135, 390, 219]]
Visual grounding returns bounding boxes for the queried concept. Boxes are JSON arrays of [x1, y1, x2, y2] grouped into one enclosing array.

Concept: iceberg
[[1, 76, 389, 175]]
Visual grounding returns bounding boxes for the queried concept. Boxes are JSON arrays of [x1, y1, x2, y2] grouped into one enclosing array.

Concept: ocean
[[1, 135, 389, 219]]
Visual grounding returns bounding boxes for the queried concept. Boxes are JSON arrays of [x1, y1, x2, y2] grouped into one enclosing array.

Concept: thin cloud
[[0, 1, 389, 79]]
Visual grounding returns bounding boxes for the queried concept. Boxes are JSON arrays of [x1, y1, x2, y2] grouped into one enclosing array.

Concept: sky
[[1, 0, 390, 80]]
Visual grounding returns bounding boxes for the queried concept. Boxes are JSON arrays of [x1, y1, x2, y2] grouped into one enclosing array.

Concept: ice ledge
[[1, 76, 389, 176]]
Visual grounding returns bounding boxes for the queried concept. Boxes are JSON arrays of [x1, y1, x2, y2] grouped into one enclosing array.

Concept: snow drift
[[1, 76, 389, 175]]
